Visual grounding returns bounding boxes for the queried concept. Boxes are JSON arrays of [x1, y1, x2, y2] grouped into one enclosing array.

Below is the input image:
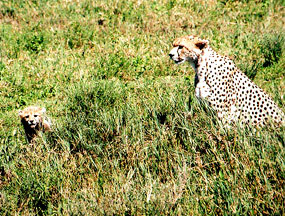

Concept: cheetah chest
[[194, 56, 242, 121], [194, 73, 211, 99]]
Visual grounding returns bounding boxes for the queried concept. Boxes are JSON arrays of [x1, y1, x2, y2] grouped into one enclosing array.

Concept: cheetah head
[[19, 106, 46, 130], [169, 35, 209, 67]]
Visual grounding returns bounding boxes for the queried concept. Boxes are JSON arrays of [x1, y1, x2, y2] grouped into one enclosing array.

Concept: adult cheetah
[[169, 35, 284, 126]]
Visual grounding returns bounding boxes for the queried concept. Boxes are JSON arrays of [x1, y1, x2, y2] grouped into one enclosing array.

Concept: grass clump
[[259, 33, 284, 67], [23, 31, 47, 54], [0, 0, 284, 215]]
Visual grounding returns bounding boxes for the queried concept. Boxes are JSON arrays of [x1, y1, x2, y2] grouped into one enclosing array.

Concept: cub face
[[169, 35, 209, 66], [19, 106, 46, 130]]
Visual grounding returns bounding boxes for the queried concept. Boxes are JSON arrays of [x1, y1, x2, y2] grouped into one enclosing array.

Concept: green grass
[[0, 0, 284, 215]]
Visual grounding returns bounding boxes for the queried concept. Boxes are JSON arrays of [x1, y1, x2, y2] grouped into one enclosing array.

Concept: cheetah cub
[[19, 106, 51, 143], [169, 35, 284, 126]]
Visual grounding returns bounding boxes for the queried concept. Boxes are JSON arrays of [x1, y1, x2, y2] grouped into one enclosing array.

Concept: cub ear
[[195, 39, 209, 50], [18, 110, 23, 118], [41, 107, 46, 114]]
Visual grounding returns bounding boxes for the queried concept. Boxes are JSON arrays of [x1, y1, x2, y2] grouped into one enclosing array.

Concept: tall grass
[[0, 0, 284, 215]]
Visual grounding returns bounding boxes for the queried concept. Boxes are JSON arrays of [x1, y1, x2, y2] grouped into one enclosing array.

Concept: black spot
[[98, 19, 105, 25]]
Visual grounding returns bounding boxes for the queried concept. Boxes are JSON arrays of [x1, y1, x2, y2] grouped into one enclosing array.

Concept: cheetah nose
[[169, 53, 174, 58]]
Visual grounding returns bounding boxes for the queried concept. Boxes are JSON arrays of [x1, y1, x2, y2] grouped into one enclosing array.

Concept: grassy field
[[0, 0, 284, 215]]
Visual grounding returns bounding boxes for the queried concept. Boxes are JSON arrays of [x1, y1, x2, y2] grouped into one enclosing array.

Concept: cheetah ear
[[41, 107, 46, 114], [195, 39, 209, 50], [18, 110, 23, 118]]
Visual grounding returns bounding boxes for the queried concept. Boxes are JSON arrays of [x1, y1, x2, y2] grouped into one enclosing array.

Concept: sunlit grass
[[0, 0, 284, 214]]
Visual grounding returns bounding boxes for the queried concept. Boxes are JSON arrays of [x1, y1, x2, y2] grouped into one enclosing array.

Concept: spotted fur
[[169, 35, 284, 126]]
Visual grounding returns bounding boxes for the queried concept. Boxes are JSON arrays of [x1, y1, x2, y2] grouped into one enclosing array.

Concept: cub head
[[169, 35, 209, 66], [19, 106, 46, 130]]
